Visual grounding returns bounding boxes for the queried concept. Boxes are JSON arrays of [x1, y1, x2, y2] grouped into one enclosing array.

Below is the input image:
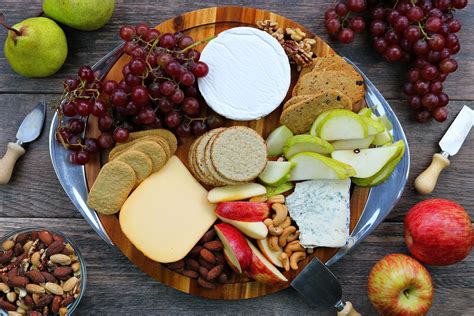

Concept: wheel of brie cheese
[[198, 27, 291, 121]]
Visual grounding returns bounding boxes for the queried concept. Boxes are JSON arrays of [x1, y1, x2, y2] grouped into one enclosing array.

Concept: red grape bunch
[[324, 0, 468, 123], [55, 23, 224, 165]]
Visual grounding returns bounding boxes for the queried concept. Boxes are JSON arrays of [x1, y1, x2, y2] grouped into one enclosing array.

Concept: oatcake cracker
[[210, 126, 267, 182], [128, 129, 177, 154], [114, 150, 153, 185], [87, 161, 136, 215], [109, 136, 170, 161], [280, 89, 352, 134], [129, 141, 168, 173], [204, 133, 240, 186], [187, 135, 217, 186]]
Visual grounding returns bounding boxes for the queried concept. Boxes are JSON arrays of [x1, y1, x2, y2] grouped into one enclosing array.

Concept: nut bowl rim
[[0, 226, 87, 316]]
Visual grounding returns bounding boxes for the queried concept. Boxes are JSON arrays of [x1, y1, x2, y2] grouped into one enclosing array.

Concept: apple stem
[[0, 13, 21, 36]]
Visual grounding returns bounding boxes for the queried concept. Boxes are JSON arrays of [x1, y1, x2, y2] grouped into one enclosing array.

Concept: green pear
[[372, 129, 393, 146], [309, 111, 330, 135], [357, 107, 373, 117], [3, 17, 67, 77], [283, 134, 334, 158], [266, 125, 294, 157], [258, 161, 295, 186], [331, 145, 401, 178], [43, 0, 116, 31], [352, 140, 405, 187], [331, 135, 375, 150], [264, 182, 294, 197], [380, 114, 394, 131], [317, 109, 368, 141], [289, 152, 355, 181], [362, 116, 385, 135]]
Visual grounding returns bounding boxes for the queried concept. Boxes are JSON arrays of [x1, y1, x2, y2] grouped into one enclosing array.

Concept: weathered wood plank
[[0, 219, 471, 315], [0, 1, 473, 100]]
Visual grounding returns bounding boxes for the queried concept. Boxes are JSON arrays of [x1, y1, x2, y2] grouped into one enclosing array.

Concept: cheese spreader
[[415, 105, 473, 194], [291, 257, 360, 316], [0, 101, 47, 184]]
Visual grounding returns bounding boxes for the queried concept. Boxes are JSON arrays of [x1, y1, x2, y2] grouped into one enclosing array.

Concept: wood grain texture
[[83, 6, 369, 300], [0, 0, 473, 313]]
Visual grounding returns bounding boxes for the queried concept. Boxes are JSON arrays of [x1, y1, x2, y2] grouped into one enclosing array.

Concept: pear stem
[[0, 13, 21, 36]]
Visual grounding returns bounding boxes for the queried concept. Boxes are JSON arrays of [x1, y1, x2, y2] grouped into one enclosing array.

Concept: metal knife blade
[[291, 258, 345, 311], [16, 101, 47, 144], [439, 105, 473, 156]]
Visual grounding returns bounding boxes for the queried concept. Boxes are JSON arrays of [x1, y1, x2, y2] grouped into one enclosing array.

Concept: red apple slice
[[215, 202, 270, 221], [256, 238, 283, 268], [246, 239, 287, 284], [215, 223, 252, 274]]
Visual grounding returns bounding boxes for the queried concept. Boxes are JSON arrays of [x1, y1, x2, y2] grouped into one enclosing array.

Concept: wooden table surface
[[0, 1, 473, 315]]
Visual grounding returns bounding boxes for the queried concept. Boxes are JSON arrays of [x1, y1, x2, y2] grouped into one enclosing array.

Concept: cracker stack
[[188, 126, 267, 186], [280, 54, 365, 134], [87, 129, 177, 215]]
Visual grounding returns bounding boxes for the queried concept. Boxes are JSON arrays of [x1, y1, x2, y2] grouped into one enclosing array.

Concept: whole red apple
[[368, 253, 433, 316], [404, 198, 473, 266]]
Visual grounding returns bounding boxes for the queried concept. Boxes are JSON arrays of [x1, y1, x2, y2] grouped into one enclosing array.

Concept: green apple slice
[[283, 135, 334, 158], [372, 129, 393, 146], [331, 135, 375, 150], [352, 140, 405, 186], [309, 111, 330, 136], [358, 108, 373, 117], [289, 152, 355, 181], [318, 110, 368, 141], [380, 115, 394, 131], [266, 125, 294, 157], [258, 161, 295, 186], [264, 182, 294, 197], [331, 145, 401, 178], [362, 117, 385, 136]]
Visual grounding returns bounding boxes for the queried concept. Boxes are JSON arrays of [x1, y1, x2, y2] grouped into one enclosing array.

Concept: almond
[[198, 266, 209, 279], [52, 235, 64, 243], [46, 241, 64, 256], [218, 273, 229, 283], [203, 240, 223, 252], [0, 298, 16, 311], [62, 277, 78, 292], [199, 248, 216, 264], [35, 294, 53, 308], [14, 243, 23, 256], [166, 260, 184, 270], [26, 284, 45, 294], [181, 270, 199, 279], [51, 295, 62, 313], [199, 230, 216, 244], [24, 294, 35, 307], [189, 245, 202, 257], [26, 270, 45, 284], [207, 265, 224, 281], [197, 277, 216, 289], [52, 267, 72, 280], [14, 233, 30, 245], [60, 295, 74, 307], [9, 276, 28, 288], [41, 271, 57, 283], [44, 282, 64, 296], [184, 258, 199, 271], [198, 257, 214, 270], [38, 231, 53, 246], [0, 249, 13, 264]]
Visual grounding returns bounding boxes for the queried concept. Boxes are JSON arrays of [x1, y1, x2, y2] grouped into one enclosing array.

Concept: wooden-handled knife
[[0, 101, 47, 184], [415, 105, 473, 194], [291, 257, 361, 315]]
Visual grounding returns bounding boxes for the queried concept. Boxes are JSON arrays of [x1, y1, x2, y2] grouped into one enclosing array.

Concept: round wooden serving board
[[84, 6, 370, 300]]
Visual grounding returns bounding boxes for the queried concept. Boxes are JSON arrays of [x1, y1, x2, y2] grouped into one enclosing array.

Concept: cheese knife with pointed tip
[[415, 105, 473, 194], [0, 101, 47, 184], [291, 257, 361, 316]]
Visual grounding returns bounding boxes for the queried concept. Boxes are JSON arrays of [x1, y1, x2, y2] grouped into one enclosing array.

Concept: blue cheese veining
[[286, 179, 350, 248]]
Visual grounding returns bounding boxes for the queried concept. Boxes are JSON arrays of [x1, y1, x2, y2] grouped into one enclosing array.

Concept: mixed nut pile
[[0, 230, 81, 316]]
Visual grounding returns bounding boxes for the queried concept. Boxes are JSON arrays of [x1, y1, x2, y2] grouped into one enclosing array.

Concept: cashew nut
[[271, 203, 288, 226], [284, 240, 305, 256], [263, 218, 273, 227], [279, 216, 291, 229], [268, 236, 280, 251], [286, 230, 300, 243], [0, 282, 10, 293], [279, 252, 290, 271], [290, 251, 307, 270], [249, 195, 268, 203], [279, 226, 297, 247], [268, 225, 283, 236], [268, 194, 285, 204]]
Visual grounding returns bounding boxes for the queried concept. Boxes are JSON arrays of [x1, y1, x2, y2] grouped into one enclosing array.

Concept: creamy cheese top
[[198, 27, 291, 121]]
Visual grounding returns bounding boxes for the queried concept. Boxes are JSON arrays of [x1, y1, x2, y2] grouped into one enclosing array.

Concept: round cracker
[[204, 132, 240, 185], [130, 141, 168, 173], [210, 126, 267, 182], [195, 129, 229, 186], [109, 136, 169, 161], [114, 150, 153, 185], [128, 129, 177, 154]]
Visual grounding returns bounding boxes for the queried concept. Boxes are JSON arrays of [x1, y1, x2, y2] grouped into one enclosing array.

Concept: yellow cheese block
[[120, 156, 216, 263]]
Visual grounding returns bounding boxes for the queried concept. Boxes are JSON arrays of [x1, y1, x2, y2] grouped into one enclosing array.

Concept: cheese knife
[[0, 101, 47, 184], [415, 105, 473, 194], [291, 257, 360, 316]]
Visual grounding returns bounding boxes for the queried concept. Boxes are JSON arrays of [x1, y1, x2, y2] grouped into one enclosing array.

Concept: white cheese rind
[[286, 179, 350, 248], [198, 27, 291, 121]]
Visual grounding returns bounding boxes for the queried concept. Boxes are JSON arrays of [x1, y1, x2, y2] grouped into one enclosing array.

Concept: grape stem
[[0, 12, 21, 36], [179, 35, 217, 53], [418, 21, 430, 39]]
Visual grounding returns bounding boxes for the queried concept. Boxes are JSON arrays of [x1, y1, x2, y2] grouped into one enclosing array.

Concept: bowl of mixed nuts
[[0, 227, 86, 316]]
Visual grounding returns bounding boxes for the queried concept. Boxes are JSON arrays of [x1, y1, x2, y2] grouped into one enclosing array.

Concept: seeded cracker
[[204, 132, 240, 186]]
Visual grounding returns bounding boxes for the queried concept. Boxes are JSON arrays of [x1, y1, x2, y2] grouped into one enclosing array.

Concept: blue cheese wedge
[[286, 179, 350, 248], [198, 27, 291, 121]]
